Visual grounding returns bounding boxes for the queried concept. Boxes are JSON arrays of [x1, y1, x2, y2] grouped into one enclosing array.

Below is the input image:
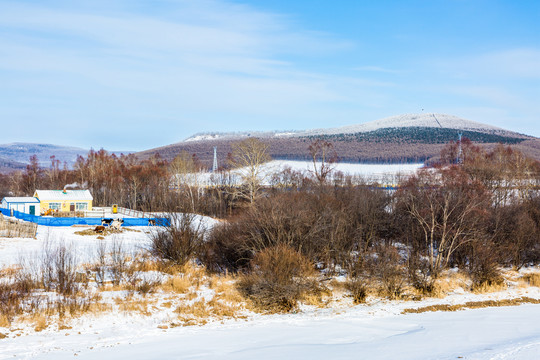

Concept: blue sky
[[0, 0, 539, 151]]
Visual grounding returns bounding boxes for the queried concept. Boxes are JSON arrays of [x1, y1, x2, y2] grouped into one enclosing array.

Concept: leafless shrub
[[110, 238, 128, 286], [126, 272, 162, 296], [237, 245, 320, 312], [93, 240, 107, 287], [38, 240, 78, 295], [407, 251, 436, 295], [346, 279, 367, 304], [367, 244, 406, 299], [0, 275, 34, 325], [200, 221, 252, 273], [468, 241, 504, 291], [150, 214, 205, 266]]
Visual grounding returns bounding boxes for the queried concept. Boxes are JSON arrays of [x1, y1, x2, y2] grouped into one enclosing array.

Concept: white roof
[[34, 190, 93, 201], [2, 197, 40, 203]]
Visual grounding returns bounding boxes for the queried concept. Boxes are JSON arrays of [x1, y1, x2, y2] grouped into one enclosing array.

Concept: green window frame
[[49, 202, 61, 210], [76, 202, 88, 211]]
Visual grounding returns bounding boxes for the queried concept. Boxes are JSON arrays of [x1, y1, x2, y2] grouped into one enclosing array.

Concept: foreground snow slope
[[3, 303, 539, 360]]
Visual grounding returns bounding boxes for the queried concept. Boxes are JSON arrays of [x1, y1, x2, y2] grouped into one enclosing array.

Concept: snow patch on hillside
[[267, 160, 423, 177], [184, 130, 302, 142]]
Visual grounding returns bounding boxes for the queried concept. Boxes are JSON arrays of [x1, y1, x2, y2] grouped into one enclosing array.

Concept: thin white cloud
[[354, 66, 402, 74]]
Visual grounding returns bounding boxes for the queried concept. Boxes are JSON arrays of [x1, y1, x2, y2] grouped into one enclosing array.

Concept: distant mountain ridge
[[139, 113, 540, 167], [2, 114, 536, 174], [0, 143, 134, 173], [0, 143, 88, 169]]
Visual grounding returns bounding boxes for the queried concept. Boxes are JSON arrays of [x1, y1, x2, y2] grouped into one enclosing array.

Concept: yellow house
[[33, 190, 93, 214]]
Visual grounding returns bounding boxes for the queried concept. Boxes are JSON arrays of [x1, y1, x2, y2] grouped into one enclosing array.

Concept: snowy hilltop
[[298, 113, 508, 136], [182, 113, 512, 143]]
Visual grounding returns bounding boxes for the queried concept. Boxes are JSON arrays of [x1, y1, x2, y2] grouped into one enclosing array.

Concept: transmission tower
[[457, 132, 463, 164], [212, 146, 218, 172]]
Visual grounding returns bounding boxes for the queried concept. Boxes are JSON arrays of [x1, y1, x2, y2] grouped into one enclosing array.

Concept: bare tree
[[229, 138, 271, 205], [308, 139, 337, 185], [398, 166, 489, 277], [169, 151, 202, 212]]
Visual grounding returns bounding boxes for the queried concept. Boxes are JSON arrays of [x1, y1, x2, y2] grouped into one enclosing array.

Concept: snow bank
[[2, 297, 540, 359]]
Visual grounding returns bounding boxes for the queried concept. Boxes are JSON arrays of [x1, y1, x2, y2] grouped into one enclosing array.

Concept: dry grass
[[523, 273, 540, 287], [302, 290, 331, 308], [208, 274, 244, 303], [174, 301, 211, 326], [33, 315, 48, 332], [163, 276, 192, 294], [163, 269, 249, 326], [403, 297, 540, 314], [162, 301, 173, 308], [471, 278, 507, 293], [160, 262, 207, 295], [0, 314, 10, 328], [74, 228, 125, 236], [0, 265, 21, 278], [401, 271, 471, 300], [173, 297, 246, 326], [132, 258, 164, 273], [84, 301, 112, 315], [115, 296, 154, 316]]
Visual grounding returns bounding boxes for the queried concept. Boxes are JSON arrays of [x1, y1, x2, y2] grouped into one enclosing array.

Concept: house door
[[29, 205, 35, 215], [70, 203, 75, 212]]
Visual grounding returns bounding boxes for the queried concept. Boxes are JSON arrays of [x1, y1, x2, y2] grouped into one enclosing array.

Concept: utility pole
[[457, 133, 463, 164], [212, 146, 218, 172]]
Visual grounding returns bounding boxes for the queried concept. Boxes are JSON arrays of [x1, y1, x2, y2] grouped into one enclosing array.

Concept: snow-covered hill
[[299, 113, 508, 137], [182, 113, 517, 143]]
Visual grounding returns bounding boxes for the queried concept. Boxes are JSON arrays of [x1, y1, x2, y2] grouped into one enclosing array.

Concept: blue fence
[[0, 208, 169, 227]]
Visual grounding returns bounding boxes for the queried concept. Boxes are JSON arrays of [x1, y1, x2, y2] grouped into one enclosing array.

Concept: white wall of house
[[1, 198, 40, 215]]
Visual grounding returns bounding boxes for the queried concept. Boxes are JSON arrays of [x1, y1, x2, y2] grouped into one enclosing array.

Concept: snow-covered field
[[0, 226, 147, 268], [0, 214, 219, 268], [178, 160, 424, 188], [2, 289, 540, 359], [266, 160, 423, 178]]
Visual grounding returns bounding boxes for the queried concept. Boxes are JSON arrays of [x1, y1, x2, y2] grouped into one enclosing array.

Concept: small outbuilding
[[34, 189, 93, 214], [1, 197, 40, 215]]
